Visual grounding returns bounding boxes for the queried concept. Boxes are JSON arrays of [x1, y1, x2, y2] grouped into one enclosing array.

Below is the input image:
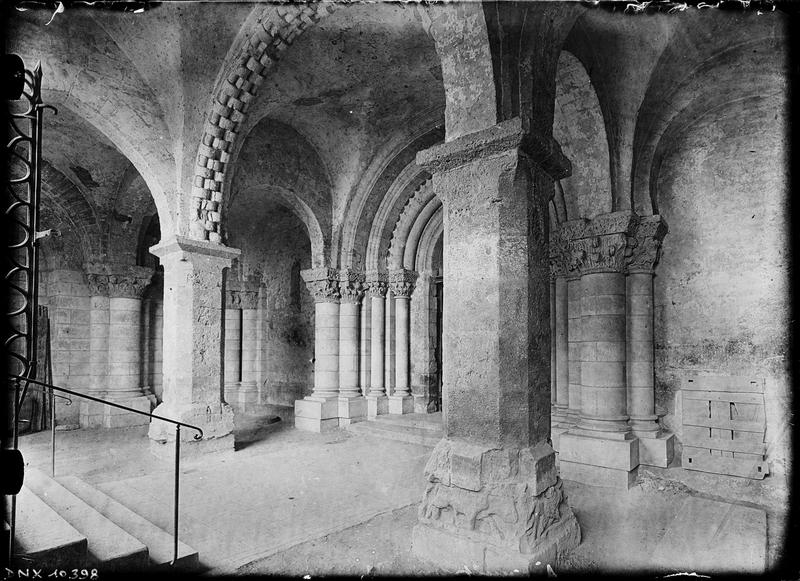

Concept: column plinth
[[147, 237, 240, 456], [413, 118, 579, 572]]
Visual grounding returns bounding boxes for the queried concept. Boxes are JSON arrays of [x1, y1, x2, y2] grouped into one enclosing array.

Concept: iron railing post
[[50, 384, 55, 476], [173, 423, 181, 566]]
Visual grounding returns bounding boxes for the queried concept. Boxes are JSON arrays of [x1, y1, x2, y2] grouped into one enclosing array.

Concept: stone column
[[366, 271, 388, 417], [338, 269, 366, 424], [225, 287, 260, 414], [549, 233, 570, 449], [294, 268, 341, 432], [413, 118, 579, 570], [148, 236, 240, 456], [359, 290, 371, 399], [81, 263, 154, 428], [626, 215, 674, 467], [389, 268, 417, 414], [566, 274, 582, 422], [558, 212, 640, 489]]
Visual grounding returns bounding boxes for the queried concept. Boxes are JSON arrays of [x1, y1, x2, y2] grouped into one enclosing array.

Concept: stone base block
[[227, 381, 261, 414], [147, 401, 235, 453], [338, 396, 367, 426], [415, 440, 580, 575], [294, 397, 339, 420], [80, 396, 153, 429], [149, 433, 235, 461], [413, 394, 430, 414], [413, 507, 580, 575], [388, 395, 413, 415], [366, 394, 389, 418], [558, 431, 639, 471], [637, 432, 675, 468], [294, 416, 339, 432], [551, 425, 570, 454], [560, 460, 639, 489]]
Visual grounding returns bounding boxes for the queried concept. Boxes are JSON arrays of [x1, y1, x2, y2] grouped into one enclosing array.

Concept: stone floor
[[15, 414, 789, 576]]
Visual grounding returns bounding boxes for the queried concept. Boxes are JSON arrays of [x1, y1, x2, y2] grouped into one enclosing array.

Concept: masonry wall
[[654, 95, 790, 475], [227, 201, 315, 407]]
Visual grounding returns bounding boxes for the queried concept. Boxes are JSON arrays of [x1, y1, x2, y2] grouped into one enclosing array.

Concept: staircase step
[[58, 475, 199, 570], [24, 468, 148, 571], [347, 420, 443, 447], [13, 485, 87, 569], [369, 412, 442, 432]]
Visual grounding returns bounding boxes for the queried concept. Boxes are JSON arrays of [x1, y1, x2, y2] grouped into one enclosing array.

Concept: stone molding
[[84, 262, 154, 299], [338, 268, 366, 303], [416, 117, 571, 181], [365, 270, 389, 299], [150, 235, 241, 265], [626, 214, 668, 274], [301, 267, 340, 303], [389, 268, 418, 299], [226, 289, 259, 309], [418, 439, 579, 555], [561, 212, 668, 277]]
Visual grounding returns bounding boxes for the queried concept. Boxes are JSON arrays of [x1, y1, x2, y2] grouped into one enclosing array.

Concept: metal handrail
[[10, 374, 203, 566]]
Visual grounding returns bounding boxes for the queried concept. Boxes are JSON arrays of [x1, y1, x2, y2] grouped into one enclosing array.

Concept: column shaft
[[370, 295, 386, 395], [394, 296, 410, 397], [555, 276, 569, 415], [566, 277, 582, 421], [339, 301, 361, 397], [241, 308, 258, 384], [88, 296, 110, 396], [313, 301, 340, 398], [106, 297, 143, 398], [224, 308, 242, 384], [627, 273, 659, 434]]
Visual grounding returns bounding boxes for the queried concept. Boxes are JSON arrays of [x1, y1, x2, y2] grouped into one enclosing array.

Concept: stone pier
[[413, 119, 580, 574], [147, 236, 240, 456]]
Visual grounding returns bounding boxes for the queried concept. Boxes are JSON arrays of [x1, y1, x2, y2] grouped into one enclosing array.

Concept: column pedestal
[[414, 118, 580, 573], [148, 236, 240, 456]]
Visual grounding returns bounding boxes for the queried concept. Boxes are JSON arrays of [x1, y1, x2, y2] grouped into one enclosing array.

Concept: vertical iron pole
[[50, 385, 55, 476], [173, 423, 181, 565]]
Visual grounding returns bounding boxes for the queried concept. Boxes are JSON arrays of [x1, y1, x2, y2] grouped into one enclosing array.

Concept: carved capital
[[365, 270, 388, 299], [562, 212, 639, 276], [338, 268, 366, 303], [389, 268, 418, 299], [226, 277, 260, 309], [84, 262, 153, 298], [300, 267, 340, 303], [626, 215, 668, 274]]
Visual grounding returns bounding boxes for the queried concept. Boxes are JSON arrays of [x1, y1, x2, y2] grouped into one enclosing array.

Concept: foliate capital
[[625, 215, 668, 274], [301, 267, 340, 303], [548, 229, 568, 281], [365, 270, 388, 299], [226, 277, 260, 309], [562, 212, 639, 276], [339, 268, 366, 303], [389, 268, 418, 298], [84, 262, 153, 299]]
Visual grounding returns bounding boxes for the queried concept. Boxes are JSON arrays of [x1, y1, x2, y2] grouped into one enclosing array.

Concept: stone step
[[369, 412, 442, 432], [24, 468, 149, 571], [12, 485, 88, 570], [347, 419, 443, 447], [58, 475, 200, 570]]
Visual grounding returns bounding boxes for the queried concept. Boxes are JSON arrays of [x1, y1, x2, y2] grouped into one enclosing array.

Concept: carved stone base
[[412, 439, 581, 574], [147, 401, 235, 455], [388, 395, 413, 415], [638, 432, 675, 468], [294, 397, 340, 432], [338, 396, 367, 426], [366, 394, 389, 418]]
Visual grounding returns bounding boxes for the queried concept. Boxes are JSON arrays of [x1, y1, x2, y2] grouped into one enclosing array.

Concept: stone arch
[[338, 121, 444, 271], [388, 179, 438, 271], [364, 164, 430, 274], [552, 50, 613, 221], [226, 116, 333, 268], [6, 7, 177, 238], [633, 20, 788, 214], [190, 2, 338, 243], [414, 205, 444, 275]]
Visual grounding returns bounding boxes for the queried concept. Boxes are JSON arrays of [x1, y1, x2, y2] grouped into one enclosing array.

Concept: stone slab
[[338, 396, 367, 421], [650, 496, 766, 574], [294, 398, 339, 420], [294, 416, 339, 433], [367, 395, 389, 417], [14, 486, 88, 570], [388, 395, 414, 415], [58, 475, 199, 569], [559, 460, 639, 489], [638, 432, 675, 468], [558, 431, 639, 471], [23, 468, 148, 570]]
